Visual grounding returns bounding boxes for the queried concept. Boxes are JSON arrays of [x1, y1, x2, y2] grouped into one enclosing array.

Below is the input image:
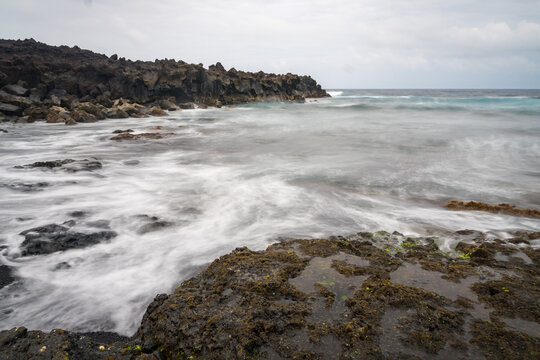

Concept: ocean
[[1, 89, 539, 335]]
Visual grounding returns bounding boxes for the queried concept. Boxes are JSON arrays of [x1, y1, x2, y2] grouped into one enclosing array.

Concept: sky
[[1, 0, 539, 89]]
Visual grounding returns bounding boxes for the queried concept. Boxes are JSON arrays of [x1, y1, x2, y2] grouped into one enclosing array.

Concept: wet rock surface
[[15, 158, 102, 172], [1, 230, 539, 359], [0, 265, 15, 289], [445, 200, 540, 218], [0, 39, 328, 125], [0, 327, 133, 360], [19, 222, 117, 256]]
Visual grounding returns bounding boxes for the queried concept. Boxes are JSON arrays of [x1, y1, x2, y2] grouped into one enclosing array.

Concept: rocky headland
[[0, 39, 328, 125], [1, 230, 539, 359]]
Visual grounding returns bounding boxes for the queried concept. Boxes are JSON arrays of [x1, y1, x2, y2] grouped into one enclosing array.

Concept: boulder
[[178, 102, 195, 109], [149, 106, 167, 116], [2, 84, 29, 96], [157, 98, 177, 110], [19, 222, 117, 256], [76, 102, 106, 120], [0, 90, 33, 108], [23, 105, 50, 120], [71, 109, 97, 123], [0, 102, 22, 116]]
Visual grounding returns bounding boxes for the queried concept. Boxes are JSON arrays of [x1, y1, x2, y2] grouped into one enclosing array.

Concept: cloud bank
[[0, 0, 539, 88]]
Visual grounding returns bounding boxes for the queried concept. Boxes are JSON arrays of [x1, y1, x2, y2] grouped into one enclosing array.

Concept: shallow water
[[0, 89, 539, 335]]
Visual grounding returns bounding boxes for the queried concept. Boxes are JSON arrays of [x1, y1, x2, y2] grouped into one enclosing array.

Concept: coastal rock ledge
[[1, 230, 539, 360], [0, 38, 328, 124]]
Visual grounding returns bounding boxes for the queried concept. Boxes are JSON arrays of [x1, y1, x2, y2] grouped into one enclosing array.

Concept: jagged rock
[[19, 223, 117, 256], [0, 327, 133, 360], [0, 39, 328, 123]]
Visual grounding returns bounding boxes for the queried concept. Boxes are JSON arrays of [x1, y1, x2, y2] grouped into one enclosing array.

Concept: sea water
[[0, 89, 539, 335]]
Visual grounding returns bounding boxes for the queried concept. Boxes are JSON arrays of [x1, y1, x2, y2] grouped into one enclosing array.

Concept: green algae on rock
[[445, 200, 540, 219], [1, 230, 539, 359]]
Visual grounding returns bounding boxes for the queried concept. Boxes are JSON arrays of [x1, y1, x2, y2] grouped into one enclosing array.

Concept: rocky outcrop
[[1, 230, 538, 359], [19, 221, 117, 256], [15, 158, 102, 172], [0, 39, 329, 124]]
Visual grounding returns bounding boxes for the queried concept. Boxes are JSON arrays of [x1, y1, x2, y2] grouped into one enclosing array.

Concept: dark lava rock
[[0, 38, 328, 125], [0, 128, 7, 133], [17, 159, 75, 169], [112, 129, 134, 134], [0, 265, 15, 289], [3, 231, 538, 359], [135, 232, 539, 359], [16, 158, 102, 172], [0, 327, 133, 360], [19, 223, 117, 256]]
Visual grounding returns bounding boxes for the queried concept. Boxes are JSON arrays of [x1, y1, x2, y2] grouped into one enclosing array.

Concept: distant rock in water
[[0, 265, 15, 289], [15, 158, 102, 172], [445, 200, 540, 218], [0, 38, 328, 124], [19, 222, 117, 256]]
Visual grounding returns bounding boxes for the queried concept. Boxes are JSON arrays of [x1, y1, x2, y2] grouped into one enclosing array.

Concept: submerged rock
[[19, 223, 117, 256], [445, 200, 540, 218], [1, 181, 49, 192], [110, 132, 174, 141], [0, 265, 15, 289], [16, 158, 102, 172]]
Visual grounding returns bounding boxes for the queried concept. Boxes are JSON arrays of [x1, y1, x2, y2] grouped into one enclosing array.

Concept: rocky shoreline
[[1, 230, 538, 359], [0, 39, 328, 125]]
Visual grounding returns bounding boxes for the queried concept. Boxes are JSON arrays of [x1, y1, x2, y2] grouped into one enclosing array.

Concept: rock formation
[[0, 39, 328, 125], [1, 230, 539, 359]]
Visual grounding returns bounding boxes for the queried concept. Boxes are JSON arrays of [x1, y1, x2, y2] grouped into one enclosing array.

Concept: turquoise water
[[0, 89, 539, 335]]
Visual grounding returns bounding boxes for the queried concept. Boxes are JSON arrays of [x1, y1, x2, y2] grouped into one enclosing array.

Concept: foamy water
[[1, 89, 539, 335]]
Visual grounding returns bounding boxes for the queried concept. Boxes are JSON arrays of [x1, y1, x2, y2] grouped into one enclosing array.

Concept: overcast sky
[[1, 0, 539, 88]]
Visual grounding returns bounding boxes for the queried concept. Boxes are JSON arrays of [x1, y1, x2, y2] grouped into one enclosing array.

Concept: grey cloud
[[0, 0, 539, 88]]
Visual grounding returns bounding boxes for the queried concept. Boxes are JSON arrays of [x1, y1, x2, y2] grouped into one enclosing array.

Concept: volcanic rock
[[19, 223, 117, 256], [0, 39, 329, 125]]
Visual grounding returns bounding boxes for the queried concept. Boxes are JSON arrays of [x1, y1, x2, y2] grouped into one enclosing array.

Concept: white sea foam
[[327, 91, 343, 97], [0, 91, 539, 335]]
